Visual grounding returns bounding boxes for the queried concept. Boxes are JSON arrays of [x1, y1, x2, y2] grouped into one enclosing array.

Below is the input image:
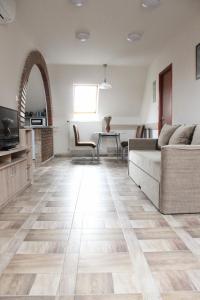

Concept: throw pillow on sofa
[[158, 124, 180, 148], [169, 125, 195, 145], [191, 125, 200, 145]]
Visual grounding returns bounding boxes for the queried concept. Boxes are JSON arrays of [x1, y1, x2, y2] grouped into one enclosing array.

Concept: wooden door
[[159, 64, 172, 133]]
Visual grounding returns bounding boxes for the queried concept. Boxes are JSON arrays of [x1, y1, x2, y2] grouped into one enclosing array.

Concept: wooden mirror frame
[[18, 50, 53, 127]]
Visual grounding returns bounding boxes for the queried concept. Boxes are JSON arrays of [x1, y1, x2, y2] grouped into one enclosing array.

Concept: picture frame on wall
[[153, 80, 156, 103], [196, 43, 200, 80]]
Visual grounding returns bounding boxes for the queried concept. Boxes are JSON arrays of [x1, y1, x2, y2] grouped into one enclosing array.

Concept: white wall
[[0, 20, 34, 110], [48, 64, 147, 155], [141, 16, 200, 127]]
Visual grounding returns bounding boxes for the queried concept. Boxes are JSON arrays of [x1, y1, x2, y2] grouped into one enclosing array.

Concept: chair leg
[[91, 148, 94, 160], [121, 147, 124, 160]]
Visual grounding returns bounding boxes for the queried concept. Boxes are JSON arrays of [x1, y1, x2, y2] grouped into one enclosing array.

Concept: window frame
[[73, 83, 99, 115]]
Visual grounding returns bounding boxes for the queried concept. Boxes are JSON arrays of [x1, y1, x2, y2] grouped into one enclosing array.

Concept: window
[[73, 84, 99, 114]]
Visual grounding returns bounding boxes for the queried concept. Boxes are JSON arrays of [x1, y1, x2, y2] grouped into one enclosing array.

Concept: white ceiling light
[[142, 0, 160, 8], [76, 31, 90, 42], [70, 0, 86, 7], [127, 32, 143, 43], [99, 64, 112, 90]]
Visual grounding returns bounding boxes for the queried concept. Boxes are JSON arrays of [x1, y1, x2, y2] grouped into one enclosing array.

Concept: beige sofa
[[128, 130, 200, 214]]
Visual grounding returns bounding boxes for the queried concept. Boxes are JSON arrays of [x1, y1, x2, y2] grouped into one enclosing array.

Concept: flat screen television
[[0, 106, 19, 150]]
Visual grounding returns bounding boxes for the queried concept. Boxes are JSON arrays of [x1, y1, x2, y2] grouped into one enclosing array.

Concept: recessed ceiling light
[[76, 31, 90, 42], [142, 0, 160, 8], [127, 32, 143, 43], [70, 0, 86, 7]]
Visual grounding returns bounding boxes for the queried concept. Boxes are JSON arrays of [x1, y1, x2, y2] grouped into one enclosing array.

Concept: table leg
[[97, 134, 101, 160], [115, 135, 119, 160]]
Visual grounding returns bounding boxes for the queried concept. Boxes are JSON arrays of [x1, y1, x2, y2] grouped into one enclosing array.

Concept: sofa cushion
[[191, 125, 200, 145], [129, 150, 161, 182], [158, 124, 180, 148], [169, 125, 195, 145]]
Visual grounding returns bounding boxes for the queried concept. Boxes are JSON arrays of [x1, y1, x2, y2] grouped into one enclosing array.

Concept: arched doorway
[[18, 50, 53, 127]]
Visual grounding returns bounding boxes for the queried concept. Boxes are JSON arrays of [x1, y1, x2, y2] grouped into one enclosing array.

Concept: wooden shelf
[[0, 146, 27, 157], [0, 157, 27, 171]]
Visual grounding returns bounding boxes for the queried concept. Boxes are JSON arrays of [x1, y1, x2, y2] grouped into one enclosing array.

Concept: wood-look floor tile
[[81, 229, 124, 241], [59, 254, 79, 295], [134, 228, 178, 240], [187, 270, 200, 290], [131, 219, 169, 229], [31, 221, 70, 230], [25, 229, 69, 241], [59, 297, 75, 300], [1, 158, 200, 299], [0, 274, 35, 295], [186, 228, 200, 238], [66, 230, 81, 253], [75, 273, 114, 295], [80, 240, 128, 254], [0, 214, 29, 221], [112, 273, 139, 294], [139, 239, 187, 252], [4, 254, 64, 274], [17, 241, 67, 254], [153, 271, 195, 292], [0, 297, 56, 300], [74, 295, 142, 300], [127, 212, 163, 220], [29, 274, 60, 295], [38, 214, 73, 222], [46, 201, 75, 208], [145, 251, 200, 271], [162, 291, 200, 300], [78, 253, 132, 273]]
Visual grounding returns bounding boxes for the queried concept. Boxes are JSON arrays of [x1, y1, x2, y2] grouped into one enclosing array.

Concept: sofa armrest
[[160, 145, 200, 213], [128, 138, 158, 151]]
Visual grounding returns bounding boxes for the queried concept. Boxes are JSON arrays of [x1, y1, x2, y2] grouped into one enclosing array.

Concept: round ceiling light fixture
[[142, 0, 160, 8], [127, 32, 143, 43], [70, 0, 86, 7], [75, 31, 90, 42]]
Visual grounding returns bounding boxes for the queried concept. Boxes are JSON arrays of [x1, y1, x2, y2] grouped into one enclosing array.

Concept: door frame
[[158, 63, 173, 134]]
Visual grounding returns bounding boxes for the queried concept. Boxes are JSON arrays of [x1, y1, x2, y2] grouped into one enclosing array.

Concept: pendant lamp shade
[[99, 64, 112, 90]]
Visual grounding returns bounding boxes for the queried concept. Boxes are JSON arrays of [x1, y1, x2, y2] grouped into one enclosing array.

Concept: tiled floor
[[0, 158, 200, 299]]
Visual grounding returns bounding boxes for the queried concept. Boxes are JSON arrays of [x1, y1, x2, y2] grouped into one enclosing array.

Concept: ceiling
[[17, 0, 200, 66]]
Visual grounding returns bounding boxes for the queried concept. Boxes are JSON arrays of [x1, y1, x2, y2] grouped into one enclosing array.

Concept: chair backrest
[[136, 125, 145, 138], [73, 124, 80, 146]]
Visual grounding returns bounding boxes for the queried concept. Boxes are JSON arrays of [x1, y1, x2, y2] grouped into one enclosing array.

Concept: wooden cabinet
[[0, 168, 9, 207], [0, 129, 33, 209]]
